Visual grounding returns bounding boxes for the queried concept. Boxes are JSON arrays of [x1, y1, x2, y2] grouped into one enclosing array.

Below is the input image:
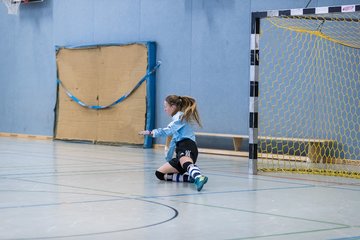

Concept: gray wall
[[0, 0, 358, 146]]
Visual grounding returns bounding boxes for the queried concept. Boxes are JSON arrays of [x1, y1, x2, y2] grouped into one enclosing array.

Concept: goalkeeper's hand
[[138, 130, 152, 136]]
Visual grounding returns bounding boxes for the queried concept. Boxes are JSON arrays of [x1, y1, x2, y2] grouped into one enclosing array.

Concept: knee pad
[[155, 170, 165, 180], [182, 161, 192, 172]]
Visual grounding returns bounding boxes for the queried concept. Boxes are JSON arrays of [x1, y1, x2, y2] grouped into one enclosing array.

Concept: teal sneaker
[[194, 175, 208, 191]]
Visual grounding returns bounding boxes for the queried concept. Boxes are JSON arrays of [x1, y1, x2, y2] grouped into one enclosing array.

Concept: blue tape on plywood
[[56, 61, 160, 110]]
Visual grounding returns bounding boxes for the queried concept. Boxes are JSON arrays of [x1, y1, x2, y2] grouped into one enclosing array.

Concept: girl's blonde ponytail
[[165, 95, 202, 127]]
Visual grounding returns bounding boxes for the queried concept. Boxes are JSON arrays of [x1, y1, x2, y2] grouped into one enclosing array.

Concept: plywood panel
[[55, 44, 148, 144]]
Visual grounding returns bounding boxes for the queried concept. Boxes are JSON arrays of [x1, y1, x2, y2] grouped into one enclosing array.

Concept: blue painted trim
[[144, 42, 157, 148]]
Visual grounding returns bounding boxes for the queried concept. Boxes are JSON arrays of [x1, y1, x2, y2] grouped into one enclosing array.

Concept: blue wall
[[0, 0, 54, 135], [0, 0, 358, 145]]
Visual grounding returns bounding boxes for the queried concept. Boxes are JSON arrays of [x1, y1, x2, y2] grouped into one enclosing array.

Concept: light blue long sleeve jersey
[[152, 111, 196, 161]]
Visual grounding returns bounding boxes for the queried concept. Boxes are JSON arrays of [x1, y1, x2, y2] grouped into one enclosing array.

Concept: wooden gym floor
[[0, 137, 359, 240]]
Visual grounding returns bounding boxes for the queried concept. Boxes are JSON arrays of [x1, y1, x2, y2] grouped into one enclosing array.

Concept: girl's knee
[[179, 156, 193, 166]]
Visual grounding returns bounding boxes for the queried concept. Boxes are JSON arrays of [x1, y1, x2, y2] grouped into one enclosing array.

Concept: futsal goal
[[249, 4, 360, 178]]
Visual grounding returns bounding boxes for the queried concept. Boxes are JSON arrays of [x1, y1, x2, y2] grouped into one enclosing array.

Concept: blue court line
[[219, 170, 360, 189], [0, 200, 178, 240], [143, 184, 315, 198], [1, 174, 356, 239], [210, 172, 360, 192], [330, 236, 360, 240], [0, 189, 352, 240], [206, 171, 316, 187], [5, 177, 133, 197], [5, 167, 360, 199], [321, 185, 360, 192], [226, 226, 350, 240], [249, 174, 360, 192], [173, 199, 350, 227], [258, 172, 360, 187], [0, 183, 348, 230], [5, 170, 359, 208], [5, 174, 314, 205], [2, 170, 317, 199], [0, 166, 154, 178], [0, 198, 127, 210], [7, 167, 316, 189], [163, 194, 357, 240]]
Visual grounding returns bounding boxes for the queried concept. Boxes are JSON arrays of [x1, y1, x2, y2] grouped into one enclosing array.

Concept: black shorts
[[168, 138, 198, 174]]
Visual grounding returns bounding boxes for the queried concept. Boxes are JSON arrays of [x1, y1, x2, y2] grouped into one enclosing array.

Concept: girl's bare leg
[[157, 162, 179, 174]]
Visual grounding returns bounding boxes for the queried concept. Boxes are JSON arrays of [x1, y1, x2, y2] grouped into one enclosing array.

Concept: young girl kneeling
[[139, 95, 208, 191]]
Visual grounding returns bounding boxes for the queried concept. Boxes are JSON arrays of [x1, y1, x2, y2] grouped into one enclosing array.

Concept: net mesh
[[258, 11, 360, 178], [2, 0, 21, 15]]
